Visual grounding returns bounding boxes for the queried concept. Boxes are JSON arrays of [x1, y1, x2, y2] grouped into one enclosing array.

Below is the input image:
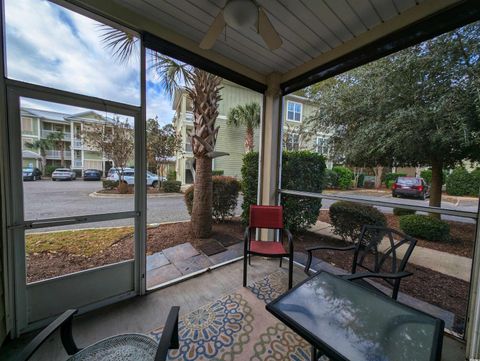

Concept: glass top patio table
[[266, 271, 444, 361]]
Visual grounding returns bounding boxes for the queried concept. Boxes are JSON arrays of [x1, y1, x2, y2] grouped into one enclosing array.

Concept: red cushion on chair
[[250, 240, 287, 255], [249, 205, 283, 229]]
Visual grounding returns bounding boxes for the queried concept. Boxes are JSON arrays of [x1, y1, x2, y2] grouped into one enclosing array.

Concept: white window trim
[[286, 100, 302, 122]]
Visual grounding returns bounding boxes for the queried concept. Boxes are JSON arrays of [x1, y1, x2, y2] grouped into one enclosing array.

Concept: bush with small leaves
[[399, 214, 450, 241], [329, 201, 387, 243], [163, 180, 181, 193], [393, 207, 416, 216], [184, 176, 241, 221], [102, 180, 119, 190], [332, 166, 353, 190]]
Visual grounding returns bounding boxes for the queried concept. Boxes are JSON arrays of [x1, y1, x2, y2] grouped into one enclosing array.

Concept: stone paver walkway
[[146, 242, 243, 288], [310, 221, 472, 282]]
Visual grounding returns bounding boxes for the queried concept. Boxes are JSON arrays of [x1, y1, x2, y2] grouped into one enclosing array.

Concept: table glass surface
[[268, 272, 440, 361]]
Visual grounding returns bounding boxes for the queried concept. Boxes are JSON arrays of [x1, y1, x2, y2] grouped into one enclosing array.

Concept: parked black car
[[392, 177, 430, 200], [23, 167, 42, 181], [83, 169, 102, 181]]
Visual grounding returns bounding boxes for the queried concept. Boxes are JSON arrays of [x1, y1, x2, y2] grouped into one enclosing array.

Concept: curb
[[89, 191, 183, 199]]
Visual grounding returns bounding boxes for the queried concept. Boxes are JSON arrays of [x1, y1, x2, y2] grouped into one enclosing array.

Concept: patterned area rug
[[149, 270, 312, 361]]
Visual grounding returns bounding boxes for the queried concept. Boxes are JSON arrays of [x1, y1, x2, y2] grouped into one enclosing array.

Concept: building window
[[21, 117, 33, 132], [316, 136, 329, 155], [22, 137, 33, 148], [285, 133, 299, 151], [287, 101, 302, 122]]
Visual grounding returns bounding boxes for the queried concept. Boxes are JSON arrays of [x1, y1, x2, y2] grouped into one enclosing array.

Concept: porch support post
[[258, 73, 283, 240], [466, 198, 480, 359]]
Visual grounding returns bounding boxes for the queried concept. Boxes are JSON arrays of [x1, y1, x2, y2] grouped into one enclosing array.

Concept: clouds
[[5, 0, 174, 124]]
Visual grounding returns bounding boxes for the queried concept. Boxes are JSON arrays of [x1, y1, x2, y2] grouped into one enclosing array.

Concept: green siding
[[218, 82, 262, 117]]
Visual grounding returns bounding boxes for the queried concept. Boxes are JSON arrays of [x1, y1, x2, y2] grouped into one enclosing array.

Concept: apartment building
[[172, 81, 332, 185], [21, 107, 112, 174]]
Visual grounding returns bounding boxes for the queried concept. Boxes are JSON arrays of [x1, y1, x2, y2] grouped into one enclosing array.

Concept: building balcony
[[41, 130, 71, 141], [73, 160, 83, 168], [45, 150, 71, 159], [72, 139, 83, 148]]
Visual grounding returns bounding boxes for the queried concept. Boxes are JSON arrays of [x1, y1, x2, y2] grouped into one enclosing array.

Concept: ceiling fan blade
[[258, 8, 282, 50], [199, 11, 226, 50]]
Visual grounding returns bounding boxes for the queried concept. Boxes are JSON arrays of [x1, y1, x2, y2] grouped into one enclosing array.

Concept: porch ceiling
[[65, 0, 477, 92]]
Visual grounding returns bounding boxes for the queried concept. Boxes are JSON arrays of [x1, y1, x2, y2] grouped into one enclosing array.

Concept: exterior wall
[[84, 151, 102, 160]]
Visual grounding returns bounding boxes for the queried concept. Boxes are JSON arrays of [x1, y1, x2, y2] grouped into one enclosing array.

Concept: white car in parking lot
[[52, 168, 76, 181], [107, 169, 163, 187]]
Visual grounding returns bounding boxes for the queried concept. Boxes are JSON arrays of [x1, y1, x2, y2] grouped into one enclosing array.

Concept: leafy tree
[[307, 22, 480, 210], [99, 26, 224, 237], [25, 138, 51, 170], [147, 118, 182, 187], [46, 131, 67, 167], [282, 122, 314, 151], [82, 118, 134, 193], [227, 102, 260, 152]]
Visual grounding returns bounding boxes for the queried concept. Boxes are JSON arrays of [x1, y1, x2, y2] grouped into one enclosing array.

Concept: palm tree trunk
[[60, 142, 65, 167], [245, 126, 254, 152], [191, 157, 212, 238]]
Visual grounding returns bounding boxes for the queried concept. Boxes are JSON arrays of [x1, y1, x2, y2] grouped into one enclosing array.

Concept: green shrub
[[393, 207, 416, 216], [323, 169, 339, 189], [384, 172, 406, 186], [73, 169, 82, 178], [102, 180, 119, 190], [212, 170, 224, 176], [241, 151, 325, 232], [386, 180, 395, 189], [420, 169, 447, 185], [44, 165, 57, 176], [446, 168, 477, 196], [329, 201, 386, 243], [399, 214, 450, 241], [332, 166, 353, 190], [470, 168, 480, 196], [167, 170, 176, 181], [184, 176, 241, 221], [163, 180, 181, 193]]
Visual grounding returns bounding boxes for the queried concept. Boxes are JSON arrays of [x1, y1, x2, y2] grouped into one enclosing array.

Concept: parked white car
[[52, 168, 76, 181], [107, 169, 164, 187]]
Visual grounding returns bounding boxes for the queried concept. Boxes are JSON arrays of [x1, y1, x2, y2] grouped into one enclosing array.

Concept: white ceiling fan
[[200, 0, 283, 51]]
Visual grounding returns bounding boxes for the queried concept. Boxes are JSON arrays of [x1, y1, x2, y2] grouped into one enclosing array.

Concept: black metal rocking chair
[[304, 225, 417, 300]]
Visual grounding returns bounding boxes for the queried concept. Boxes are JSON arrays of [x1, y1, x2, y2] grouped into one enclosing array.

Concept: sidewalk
[[309, 221, 472, 282]]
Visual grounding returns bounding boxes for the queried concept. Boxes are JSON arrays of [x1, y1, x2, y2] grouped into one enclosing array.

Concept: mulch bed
[[27, 217, 469, 332], [26, 219, 245, 283], [318, 210, 475, 258]]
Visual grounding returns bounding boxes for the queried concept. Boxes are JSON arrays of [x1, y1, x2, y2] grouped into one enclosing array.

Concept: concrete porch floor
[[1, 259, 466, 360]]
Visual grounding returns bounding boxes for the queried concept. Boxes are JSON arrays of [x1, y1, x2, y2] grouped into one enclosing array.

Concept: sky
[[5, 0, 175, 124]]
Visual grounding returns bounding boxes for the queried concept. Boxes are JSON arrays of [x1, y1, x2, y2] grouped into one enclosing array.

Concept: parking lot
[[23, 179, 190, 231], [22, 180, 477, 232]]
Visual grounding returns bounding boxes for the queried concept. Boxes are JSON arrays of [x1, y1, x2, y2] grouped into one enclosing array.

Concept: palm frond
[[97, 24, 139, 64], [150, 52, 193, 98]]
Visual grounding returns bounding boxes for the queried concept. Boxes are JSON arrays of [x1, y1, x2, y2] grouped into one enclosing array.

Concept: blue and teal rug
[[149, 270, 311, 360]]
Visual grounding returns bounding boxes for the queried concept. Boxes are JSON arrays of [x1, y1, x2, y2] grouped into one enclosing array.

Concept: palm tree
[[99, 26, 223, 238], [25, 138, 51, 170], [47, 131, 67, 167], [227, 102, 260, 152]]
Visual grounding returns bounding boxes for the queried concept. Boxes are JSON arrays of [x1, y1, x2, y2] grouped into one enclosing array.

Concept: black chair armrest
[[343, 271, 413, 281], [305, 245, 356, 253], [155, 306, 180, 361], [17, 309, 80, 361]]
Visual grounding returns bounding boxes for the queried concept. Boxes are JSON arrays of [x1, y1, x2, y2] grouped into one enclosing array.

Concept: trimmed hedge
[[393, 207, 416, 216], [332, 166, 353, 190], [167, 171, 176, 181], [241, 151, 325, 232], [44, 165, 57, 177], [399, 214, 450, 242], [330, 201, 386, 243], [384, 172, 406, 186], [420, 169, 446, 185], [446, 168, 480, 196], [185, 176, 241, 221], [163, 180, 181, 193], [102, 180, 119, 190], [212, 170, 224, 176], [323, 168, 339, 189]]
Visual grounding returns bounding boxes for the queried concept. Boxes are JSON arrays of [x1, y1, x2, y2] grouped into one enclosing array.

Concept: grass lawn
[[26, 227, 134, 257]]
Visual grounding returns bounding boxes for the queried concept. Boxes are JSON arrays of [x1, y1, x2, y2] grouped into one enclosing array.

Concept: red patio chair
[[243, 205, 294, 289]]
